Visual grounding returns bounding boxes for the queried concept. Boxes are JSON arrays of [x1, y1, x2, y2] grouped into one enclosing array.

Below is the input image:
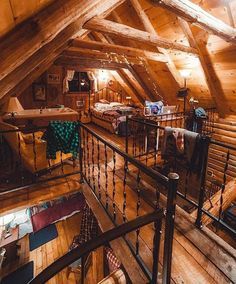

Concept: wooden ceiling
[[0, 0, 235, 116], [0, 0, 54, 37]]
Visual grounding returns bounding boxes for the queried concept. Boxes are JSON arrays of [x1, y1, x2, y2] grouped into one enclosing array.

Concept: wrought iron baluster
[[86, 130, 91, 185], [91, 135, 95, 192], [82, 128, 86, 178], [97, 138, 101, 200], [104, 144, 109, 209], [17, 132, 24, 185], [123, 158, 128, 222], [32, 132, 38, 175], [135, 169, 141, 255], [112, 150, 116, 222], [154, 127, 158, 167], [218, 149, 230, 222]]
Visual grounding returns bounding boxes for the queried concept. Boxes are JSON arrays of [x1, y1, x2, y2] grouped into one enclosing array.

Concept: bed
[[91, 101, 137, 134]]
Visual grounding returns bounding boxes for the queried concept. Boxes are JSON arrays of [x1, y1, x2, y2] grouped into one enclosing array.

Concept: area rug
[[29, 223, 58, 251], [1, 261, 34, 284]]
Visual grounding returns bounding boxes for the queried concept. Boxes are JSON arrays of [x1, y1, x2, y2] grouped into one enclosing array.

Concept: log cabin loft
[[0, 0, 236, 283]]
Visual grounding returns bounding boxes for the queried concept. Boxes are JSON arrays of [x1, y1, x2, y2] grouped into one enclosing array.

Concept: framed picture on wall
[[47, 73, 61, 84], [33, 83, 47, 101]]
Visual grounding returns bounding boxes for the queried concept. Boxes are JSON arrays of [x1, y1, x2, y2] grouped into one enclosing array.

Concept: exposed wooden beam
[[178, 18, 230, 117], [110, 11, 164, 102], [128, 0, 182, 86], [71, 39, 167, 63], [0, 0, 124, 103], [64, 49, 145, 66], [89, 32, 155, 102], [55, 56, 127, 70], [111, 71, 144, 105], [0, 0, 104, 81], [152, 0, 236, 43], [83, 18, 198, 55]]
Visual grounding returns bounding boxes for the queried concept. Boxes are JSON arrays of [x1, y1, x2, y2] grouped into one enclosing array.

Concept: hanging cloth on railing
[[42, 121, 79, 159], [161, 127, 205, 175], [69, 203, 99, 250]]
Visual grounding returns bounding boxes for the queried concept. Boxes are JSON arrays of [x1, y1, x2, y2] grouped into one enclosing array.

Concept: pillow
[[99, 99, 110, 104], [110, 102, 124, 107]]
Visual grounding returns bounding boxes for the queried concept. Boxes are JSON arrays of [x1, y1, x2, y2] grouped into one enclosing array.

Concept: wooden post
[[162, 172, 179, 284]]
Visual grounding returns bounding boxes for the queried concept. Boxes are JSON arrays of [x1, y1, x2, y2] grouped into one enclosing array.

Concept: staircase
[[206, 116, 236, 188]]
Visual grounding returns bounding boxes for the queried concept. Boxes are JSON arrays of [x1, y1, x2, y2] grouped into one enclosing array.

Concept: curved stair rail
[[28, 211, 164, 284]]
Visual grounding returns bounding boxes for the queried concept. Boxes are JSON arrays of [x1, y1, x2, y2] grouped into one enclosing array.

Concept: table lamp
[[1, 97, 24, 114]]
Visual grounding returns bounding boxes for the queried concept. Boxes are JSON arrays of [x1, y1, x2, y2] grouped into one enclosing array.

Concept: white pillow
[[110, 102, 124, 107]]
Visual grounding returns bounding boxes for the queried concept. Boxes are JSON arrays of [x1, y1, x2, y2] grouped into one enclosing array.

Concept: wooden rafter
[[152, 0, 236, 43], [111, 11, 162, 102], [83, 18, 198, 54], [89, 32, 155, 102], [71, 39, 167, 63], [178, 18, 230, 117], [113, 70, 145, 104], [0, 0, 103, 81], [128, 0, 182, 86], [0, 0, 125, 103], [55, 56, 127, 70], [63, 49, 145, 66]]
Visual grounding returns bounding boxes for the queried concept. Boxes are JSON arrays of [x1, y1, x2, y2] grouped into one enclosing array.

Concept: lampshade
[[179, 69, 191, 78], [0, 213, 15, 226], [1, 97, 24, 113]]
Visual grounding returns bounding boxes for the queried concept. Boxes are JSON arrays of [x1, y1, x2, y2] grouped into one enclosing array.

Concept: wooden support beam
[[89, 32, 155, 102], [63, 49, 145, 66], [83, 18, 198, 55], [55, 56, 127, 70], [0, 0, 103, 81], [152, 0, 236, 43], [111, 71, 144, 105], [178, 18, 230, 117], [111, 11, 167, 102], [128, 0, 182, 86], [71, 39, 167, 63], [115, 70, 146, 104], [0, 0, 124, 103]]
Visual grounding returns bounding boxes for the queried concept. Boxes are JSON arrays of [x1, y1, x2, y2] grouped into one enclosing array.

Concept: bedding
[[29, 192, 85, 232], [91, 102, 136, 133]]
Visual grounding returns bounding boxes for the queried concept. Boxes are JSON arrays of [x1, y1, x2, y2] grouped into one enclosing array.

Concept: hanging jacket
[[42, 121, 79, 159]]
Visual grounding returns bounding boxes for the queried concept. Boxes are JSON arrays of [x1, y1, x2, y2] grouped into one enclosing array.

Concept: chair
[[0, 121, 71, 174]]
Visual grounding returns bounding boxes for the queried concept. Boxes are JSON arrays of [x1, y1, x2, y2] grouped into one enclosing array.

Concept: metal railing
[[79, 122, 179, 283], [29, 211, 164, 284], [0, 125, 82, 195], [0, 122, 179, 283], [125, 116, 236, 239]]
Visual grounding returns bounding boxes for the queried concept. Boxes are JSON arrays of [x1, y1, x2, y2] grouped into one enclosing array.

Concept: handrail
[[79, 122, 169, 186], [28, 210, 163, 284]]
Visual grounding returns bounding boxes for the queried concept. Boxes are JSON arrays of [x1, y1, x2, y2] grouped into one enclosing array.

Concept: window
[[68, 72, 91, 93]]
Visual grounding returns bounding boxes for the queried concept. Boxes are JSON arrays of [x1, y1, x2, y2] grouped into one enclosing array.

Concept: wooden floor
[[1, 213, 82, 283], [0, 123, 235, 284], [84, 123, 236, 284], [1, 213, 104, 284]]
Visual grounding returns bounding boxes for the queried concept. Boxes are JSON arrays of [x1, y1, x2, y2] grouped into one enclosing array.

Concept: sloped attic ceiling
[[0, 0, 235, 116]]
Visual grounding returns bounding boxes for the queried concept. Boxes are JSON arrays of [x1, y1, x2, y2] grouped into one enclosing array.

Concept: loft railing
[[0, 125, 82, 195], [1, 122, 179, 283], [143, 107, 217, 137], [79, 122, 179, 283], [28, 211, 163, 284], [125, 117, 236, 239]]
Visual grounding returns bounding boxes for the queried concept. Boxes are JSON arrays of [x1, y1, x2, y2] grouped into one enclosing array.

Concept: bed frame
[[89, 87, 126, 133]]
